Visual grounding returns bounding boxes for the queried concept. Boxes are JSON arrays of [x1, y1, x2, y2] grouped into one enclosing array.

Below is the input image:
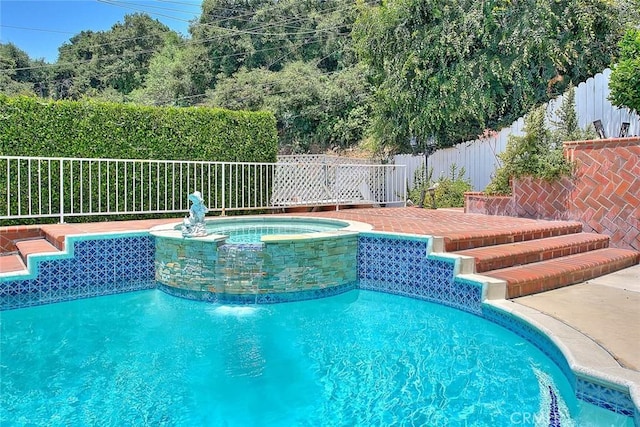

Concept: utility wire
[[1, 0, 363, 73], [8, 31, 352, 91]]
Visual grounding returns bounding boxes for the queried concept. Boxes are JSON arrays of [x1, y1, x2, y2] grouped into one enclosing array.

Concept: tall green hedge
[[0, 96, 278, 224], [0, 95, 278, 162]]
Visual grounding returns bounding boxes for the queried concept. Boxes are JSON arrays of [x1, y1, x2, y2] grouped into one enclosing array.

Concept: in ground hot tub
[[150, 216, 372, 303]]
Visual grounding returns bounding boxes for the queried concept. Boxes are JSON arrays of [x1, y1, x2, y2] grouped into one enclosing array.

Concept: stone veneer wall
[[465, 137, 640, 251], [155, 233, 359, 302]]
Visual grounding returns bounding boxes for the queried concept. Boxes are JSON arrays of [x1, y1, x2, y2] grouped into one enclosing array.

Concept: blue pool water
[[205, 218, 348, 243], [0, 290, 632, 426]]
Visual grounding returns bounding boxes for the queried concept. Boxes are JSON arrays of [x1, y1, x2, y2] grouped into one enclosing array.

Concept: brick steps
[[444, 221, 583, 251], [0, 238, 61, 274], [455, 232, 610, 273], [482, 248, 640, 299], [15, 238, 61, 264], [0, 254, 27, 274]]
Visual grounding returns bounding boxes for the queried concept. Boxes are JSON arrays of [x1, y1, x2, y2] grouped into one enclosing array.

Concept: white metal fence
[[0, 156, 406, 222], [395, 68, 640, 191]]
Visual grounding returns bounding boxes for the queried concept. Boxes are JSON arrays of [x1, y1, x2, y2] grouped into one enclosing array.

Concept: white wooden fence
[[395, 68, 640, 191]]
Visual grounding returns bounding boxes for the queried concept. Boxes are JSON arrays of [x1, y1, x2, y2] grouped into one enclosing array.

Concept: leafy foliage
[[53, 14, 174, 98], [353, 0, 625, 150], [128, 36, 195, 106], [609, 28, 640, 114], [0, 43, 50, 97], [190, 0, 357, 83], [0, 95, 278, 162], [0, 95, 278, 224], [0, 0, 631, 154], [206, 61, 372, 153]]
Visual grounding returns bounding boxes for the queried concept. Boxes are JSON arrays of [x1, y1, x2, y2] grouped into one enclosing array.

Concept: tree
[[353, 0, 626, 151], [552, 84, 595, 143], [484, 90, 593, 195], [0, 43, 36, 96], [129, 34, 194, 106], [609, 27, 640, 114], [207, 61, 372, 152], [56, 14, 175, 97], [0, 43, 56, 97], [187, 0, 360, 93]]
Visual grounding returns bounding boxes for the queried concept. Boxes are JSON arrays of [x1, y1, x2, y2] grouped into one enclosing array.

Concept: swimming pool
[[0, 289, 631, 426]]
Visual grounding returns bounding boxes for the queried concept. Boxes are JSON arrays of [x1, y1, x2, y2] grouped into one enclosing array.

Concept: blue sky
[[0, 0, 202, 62]]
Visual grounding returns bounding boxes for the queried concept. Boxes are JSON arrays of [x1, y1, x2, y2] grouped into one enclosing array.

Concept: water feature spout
[[182, 191, 209, 238]]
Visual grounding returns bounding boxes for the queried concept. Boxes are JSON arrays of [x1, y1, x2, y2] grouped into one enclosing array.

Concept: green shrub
[[0, 96, 278, 224], [409, 164, 472, 208], [485, 85, 592, 195], [0, 95, 278, 162]]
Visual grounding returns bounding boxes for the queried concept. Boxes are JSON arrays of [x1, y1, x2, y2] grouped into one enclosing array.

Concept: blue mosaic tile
[[447, 278, 483, 315], [548, 386, 561, 427], [482, 304, 576, 386], [0, 234, 156, 311], [576, 378, 635, 417], [2, 230, 637, 422], [357, 235, 483, 314], [477, 300, 637, 420]]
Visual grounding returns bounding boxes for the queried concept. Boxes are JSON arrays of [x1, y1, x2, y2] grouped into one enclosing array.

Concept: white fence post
[[59, 159, 65, 223]]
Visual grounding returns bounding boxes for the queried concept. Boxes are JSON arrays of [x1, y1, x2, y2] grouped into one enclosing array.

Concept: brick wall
[[564, 137, 640, 251], [512, 176, 574, 220], [463, 193, 516, 217], [465, 137, 640, 251]]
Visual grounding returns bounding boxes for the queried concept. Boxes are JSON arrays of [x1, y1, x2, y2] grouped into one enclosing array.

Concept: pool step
[[0, 253, 28, 274], [454, 232, 610, 273], [482, 248, 640, 299], [15, 238, 61, 264], [0, 238, 62, 275]]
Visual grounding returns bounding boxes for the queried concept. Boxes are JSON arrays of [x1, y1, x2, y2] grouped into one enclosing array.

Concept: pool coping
[[0, 230, 152, 280], [486, 298, 640, 415], [148, 215, 374, 243]]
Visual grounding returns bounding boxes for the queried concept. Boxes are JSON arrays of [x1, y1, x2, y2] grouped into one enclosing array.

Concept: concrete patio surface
[[515, 264, 640, 372]]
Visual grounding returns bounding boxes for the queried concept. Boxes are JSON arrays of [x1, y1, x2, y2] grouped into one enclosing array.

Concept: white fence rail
[[395, 68, 640, 191], [0, 156, 406, 222]]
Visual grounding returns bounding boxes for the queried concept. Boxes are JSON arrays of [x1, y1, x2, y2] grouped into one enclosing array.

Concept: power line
[[0, 0, 363, 100], [5, 31, 352, 92], [1, 0, 360, 73], [96, 0, 199, 24], [0, 0, 367, 64], [0, 25, 77, 35]]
